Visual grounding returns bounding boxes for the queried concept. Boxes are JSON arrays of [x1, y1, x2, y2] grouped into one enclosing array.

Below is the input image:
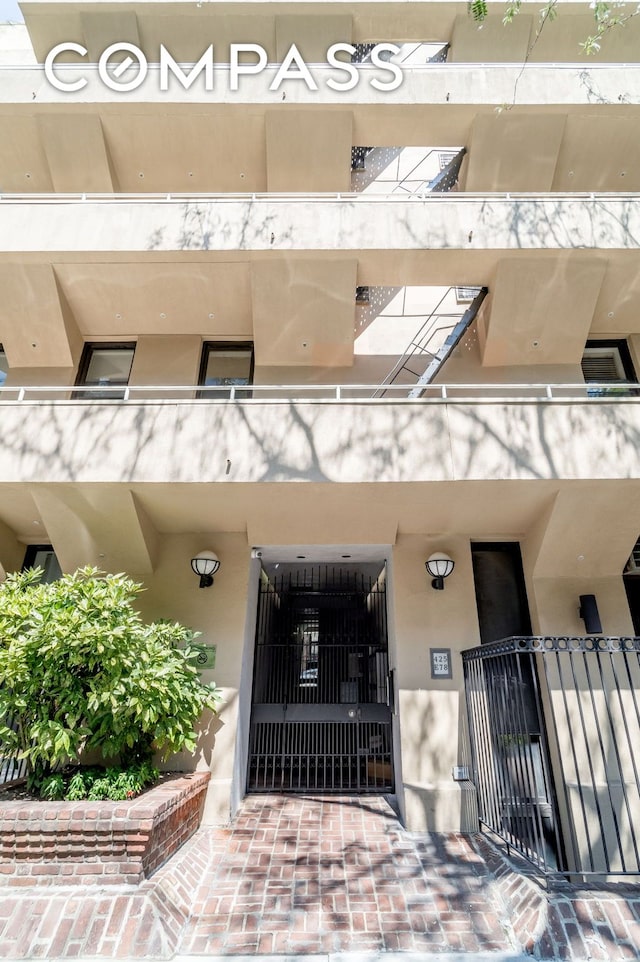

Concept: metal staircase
[[373, 287, 488, 398]]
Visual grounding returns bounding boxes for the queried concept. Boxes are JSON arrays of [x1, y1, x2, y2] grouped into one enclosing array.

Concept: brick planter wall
[[0, 771, 210, 886]]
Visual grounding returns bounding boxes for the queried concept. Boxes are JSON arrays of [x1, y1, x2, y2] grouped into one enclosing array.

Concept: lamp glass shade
[[191, 551, 220, 577], [425, 552, 455, 579]]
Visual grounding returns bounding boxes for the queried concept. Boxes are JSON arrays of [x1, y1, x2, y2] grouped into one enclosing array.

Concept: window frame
[[74, 342, 136, 400], [21, 544, 62, 583], [581, 339, 637, 384], [197, 341, 254, 399]]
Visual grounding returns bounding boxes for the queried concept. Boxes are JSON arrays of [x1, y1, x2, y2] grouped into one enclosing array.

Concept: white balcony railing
[[0, 383, 637, 403], [1, 191, 639, 204], [1, 193, 637, 253]]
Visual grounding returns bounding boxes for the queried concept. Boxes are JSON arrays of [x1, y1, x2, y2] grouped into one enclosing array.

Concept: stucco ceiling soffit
[[31, 488, 96, 575], [266, 110, 353, 193], [0, 263, 81, 368], [31, 486, 158, 576], [0, 517, 26, 583], [274, 13, 352, 62], [464, 113, 567, 193], [529, 485, 640, 580], [79, 10, 140, 63], [480, 255, 607, 367], [54, 262, 253, 337], [99, 111, 268, 194], [126, 482, 556, 540], [247, 507, 398, 548], [590, 261, 640, 335], [36, 113, 115, 193], [522, 488, 559, 575], [251, 258, 357, 366], [129, 485, 251, 535], [55, 275, 84, 367], [131, 492, 160, 571], [449, 13, 533, 63], [0, 116, 53, 193], [551, 116, 640, 193]]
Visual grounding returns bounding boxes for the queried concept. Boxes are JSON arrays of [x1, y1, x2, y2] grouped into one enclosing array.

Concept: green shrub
[[38, 763, 161, 802], [0, 567, 221, 791], [66, 770, 93, 801], [39, 773, 65, 801]]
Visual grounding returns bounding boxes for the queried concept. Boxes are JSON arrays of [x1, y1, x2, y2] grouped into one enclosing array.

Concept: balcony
[[2, 61, 640, 106], [0, 193, 639, 255], [0, 382, 639, 485]]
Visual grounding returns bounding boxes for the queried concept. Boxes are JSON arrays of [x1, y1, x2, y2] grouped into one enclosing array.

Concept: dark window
[[198, 342, 253, 398], [581, 339, 637, 389], [471, 542, 532, 645], [624, 577, 640, 635], [625, 536, 640, 575], [74, 343, 135, 399], [0, 345, 7, 387], [22, 544, 62, 584]]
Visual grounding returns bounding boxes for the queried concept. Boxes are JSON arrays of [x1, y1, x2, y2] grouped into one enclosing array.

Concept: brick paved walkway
[[158, 795, 514, 957], [1, 794, 640, 960]]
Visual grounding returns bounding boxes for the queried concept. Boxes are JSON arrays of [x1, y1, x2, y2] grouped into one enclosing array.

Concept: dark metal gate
[[463, 636, 640, 880], [247, 564, 394, 793]]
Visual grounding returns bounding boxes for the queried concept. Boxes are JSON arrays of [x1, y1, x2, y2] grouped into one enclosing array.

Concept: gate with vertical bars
[[247, 565, 394, 793]]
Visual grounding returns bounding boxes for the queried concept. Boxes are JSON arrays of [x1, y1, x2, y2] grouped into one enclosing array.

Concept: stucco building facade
[[1, 0, 640, 878]]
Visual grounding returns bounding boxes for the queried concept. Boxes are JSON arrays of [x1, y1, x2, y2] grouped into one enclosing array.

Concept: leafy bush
[[40, 763, 160, 802], [0, 567, 221, 790], [40, 773, 65, 801]]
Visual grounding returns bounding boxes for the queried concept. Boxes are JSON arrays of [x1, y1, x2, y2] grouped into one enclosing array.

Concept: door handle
[[388, 669, 396, 714]]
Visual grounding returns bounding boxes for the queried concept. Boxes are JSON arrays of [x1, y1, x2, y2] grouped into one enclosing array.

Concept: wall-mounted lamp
[[579, 593, 602, 634], [191, 550, 220, 589], [425, 552, 455, 590]]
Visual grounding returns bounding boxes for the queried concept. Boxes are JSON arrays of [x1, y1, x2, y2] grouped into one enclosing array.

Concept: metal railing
[[463, 637, 640, 880], [0, 713, 27, 787], [0, 382, 638, 404], [1, 190, 639, 204]]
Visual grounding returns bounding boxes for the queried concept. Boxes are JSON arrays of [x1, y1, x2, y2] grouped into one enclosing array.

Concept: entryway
[[247, 561, 394, 793]]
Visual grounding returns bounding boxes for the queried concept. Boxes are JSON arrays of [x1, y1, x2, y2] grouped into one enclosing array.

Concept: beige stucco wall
[[529, 577, 633, 637], [3, 399, 640, 485], [628, 335, 640, 378], [128, 334, 201, 397], [2, 366, 74, 388], [392, 534, 480, 831], [135, 531, 251, 825], [0, 517, 26, 580], [3, 197, 640, 255]]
